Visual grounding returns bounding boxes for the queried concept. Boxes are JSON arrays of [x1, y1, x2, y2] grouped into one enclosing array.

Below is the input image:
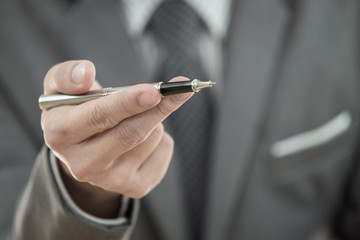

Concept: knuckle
[[108, 168, 135, 193], [129, 180, 153, 199], [70, 162, 92, 182], [163, 132, 174, 148], [157, 160, 170, 185], [149, 163, 167, 188], [41, 115, 66, 149], [89, 105, 117, 131], [116, 96, 134, 116], [149, 124, 164, 139], [159, 133, 174, 157], [69, 154, 103, 182], [154, 103, 173, 118], [154, 123, 165, 134], [43, 127, 68, 150], [117, 121, 147, 147]]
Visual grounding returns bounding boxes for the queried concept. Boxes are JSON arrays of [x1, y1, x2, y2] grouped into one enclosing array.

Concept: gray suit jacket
[[1, 0, 360, 239]]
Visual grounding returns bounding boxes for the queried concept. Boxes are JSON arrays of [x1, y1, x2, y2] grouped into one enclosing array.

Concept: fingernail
[[71, 62, 86, 85], [138, 93, 159, 107], [171, 93, 192, 102]]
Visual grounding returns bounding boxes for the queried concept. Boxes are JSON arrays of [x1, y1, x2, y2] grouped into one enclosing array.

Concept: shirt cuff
[[49, 149, 130, 227]]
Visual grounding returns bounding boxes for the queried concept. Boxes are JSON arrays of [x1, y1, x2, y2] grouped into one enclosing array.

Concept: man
[[1, 0, 360, 239]]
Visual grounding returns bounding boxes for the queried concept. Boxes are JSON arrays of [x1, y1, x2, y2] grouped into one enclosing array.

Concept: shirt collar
[[121, 0, 232, 39]]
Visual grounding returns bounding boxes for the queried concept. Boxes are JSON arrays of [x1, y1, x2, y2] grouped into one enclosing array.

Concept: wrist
[[57, 158, 122, 218]]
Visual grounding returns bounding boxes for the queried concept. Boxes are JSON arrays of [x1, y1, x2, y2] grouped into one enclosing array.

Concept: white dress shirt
[[122, 0, 232, 39]]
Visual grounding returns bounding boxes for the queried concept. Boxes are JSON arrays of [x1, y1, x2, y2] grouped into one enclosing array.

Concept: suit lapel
[[61, 0, 145, 88], [63, 1, 189, 239], [204, 0, 290, 239]]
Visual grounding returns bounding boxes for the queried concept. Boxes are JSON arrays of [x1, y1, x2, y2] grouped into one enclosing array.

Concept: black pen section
[[159, 81, 193, 96]]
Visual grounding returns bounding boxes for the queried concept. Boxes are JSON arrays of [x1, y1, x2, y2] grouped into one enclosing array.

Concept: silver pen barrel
[[38, 83, 161, 110]]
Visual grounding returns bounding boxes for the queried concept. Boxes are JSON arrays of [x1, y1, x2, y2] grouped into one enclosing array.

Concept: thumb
[[44, 60, 96, 95]]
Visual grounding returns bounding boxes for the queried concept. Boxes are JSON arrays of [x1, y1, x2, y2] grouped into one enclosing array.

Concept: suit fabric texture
[[1, 0, 360, 239]]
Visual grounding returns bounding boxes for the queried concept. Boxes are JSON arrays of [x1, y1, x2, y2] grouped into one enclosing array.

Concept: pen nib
[[192, 79, 216, 92]]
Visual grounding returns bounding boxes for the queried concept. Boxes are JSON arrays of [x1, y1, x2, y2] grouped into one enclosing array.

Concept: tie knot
[[148, 0, 205, 79], [149, 1, 203, 43]]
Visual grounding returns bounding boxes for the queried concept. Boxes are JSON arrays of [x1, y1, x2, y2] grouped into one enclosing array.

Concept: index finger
[[42, 83, 163, 144]]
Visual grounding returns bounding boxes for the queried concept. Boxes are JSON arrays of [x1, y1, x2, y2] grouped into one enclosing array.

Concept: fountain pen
[[38, 79, 215, 110]]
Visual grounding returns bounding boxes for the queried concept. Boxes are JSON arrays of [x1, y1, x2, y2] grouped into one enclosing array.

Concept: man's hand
[[41, 60, 192, 217]]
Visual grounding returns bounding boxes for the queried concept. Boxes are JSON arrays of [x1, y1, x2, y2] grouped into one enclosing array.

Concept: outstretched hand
[[41, 60, 193, 217]]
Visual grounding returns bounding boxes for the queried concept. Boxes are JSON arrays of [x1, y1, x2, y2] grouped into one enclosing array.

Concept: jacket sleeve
[[11, 146, 139, 240]]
